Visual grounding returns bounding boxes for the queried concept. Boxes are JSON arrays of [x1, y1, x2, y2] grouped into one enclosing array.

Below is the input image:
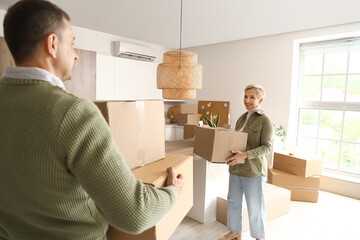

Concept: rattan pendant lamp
[[157, 0, 202, 100]]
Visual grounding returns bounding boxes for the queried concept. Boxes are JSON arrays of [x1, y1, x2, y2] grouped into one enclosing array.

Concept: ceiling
[[1, 0, 360, 49]]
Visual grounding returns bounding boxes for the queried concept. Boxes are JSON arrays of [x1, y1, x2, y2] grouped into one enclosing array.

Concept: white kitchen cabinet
[[135, 61, 163, 100], [115, 57, 136, 100], [96, 54, 162, 100], [165, 125, 184, 141], [96, 54, 116, 100]]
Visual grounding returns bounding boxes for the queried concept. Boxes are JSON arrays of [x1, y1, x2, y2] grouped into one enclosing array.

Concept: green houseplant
[[202, 113, 220, 128], [275, 125, 287, 152]]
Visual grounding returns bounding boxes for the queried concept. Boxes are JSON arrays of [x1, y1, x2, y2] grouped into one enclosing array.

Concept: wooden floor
[[165, 139, 360, 240], [169, 190, 360, 240]]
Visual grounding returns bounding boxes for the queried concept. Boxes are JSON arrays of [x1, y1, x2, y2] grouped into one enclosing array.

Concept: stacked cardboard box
[[177, 104, 201, 126], [269, 152, 323, 203], [94, 100, 165, 169], [216, 183, 291, 231], [179, 104, 197, 114], [95, 100, 193, 239], [107, 154, 193, 240], [193, 126, 248, 163], [183, 124, 198, 139]]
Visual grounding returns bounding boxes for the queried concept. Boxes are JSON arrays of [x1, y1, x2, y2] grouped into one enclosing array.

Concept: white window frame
[[291, 33, 360, 178]]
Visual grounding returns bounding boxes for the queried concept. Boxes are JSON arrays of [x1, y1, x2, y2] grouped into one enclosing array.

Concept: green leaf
[[203, 116, 215, 127], [215, 113, 220, 127], [203, 113, 221, 128]]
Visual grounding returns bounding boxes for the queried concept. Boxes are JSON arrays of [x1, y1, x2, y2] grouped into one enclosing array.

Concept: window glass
[[304, 54, 323, 75], [343, 111, 360, 143], [303, 76, 321, 101], [298, 109, 319, 137], [297, 137, 317, 155], [341, 143, 360, 174], [347, 75, 360, 102], [322, 75, 346, 102], [319, 110, 343, 140], [348, 51, 360, 73], [323, 52, 347, 74], [318, 140, 340, 170]]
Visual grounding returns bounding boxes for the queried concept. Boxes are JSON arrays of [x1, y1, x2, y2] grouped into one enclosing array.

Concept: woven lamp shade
[[157, 50, 202, 100]]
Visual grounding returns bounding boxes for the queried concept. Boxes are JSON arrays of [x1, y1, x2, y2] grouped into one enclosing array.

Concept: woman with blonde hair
[[219, 84, 274, 240]]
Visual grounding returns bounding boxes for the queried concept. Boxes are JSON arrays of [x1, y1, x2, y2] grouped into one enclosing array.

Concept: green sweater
[[0, 78, 177, 240], [229, 109, 274, 177]]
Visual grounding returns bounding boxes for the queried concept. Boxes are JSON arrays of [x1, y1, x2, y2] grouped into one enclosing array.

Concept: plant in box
[[202, 113, 220, 128]]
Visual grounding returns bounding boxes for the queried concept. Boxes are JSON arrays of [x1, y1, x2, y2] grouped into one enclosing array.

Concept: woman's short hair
[[244, 84, 265, 99], [3, 0, 70, 64]]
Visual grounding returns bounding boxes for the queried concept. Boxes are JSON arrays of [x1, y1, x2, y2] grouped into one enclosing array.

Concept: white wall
[[187, 21, 360, 135], [0, 9, 171, 62]]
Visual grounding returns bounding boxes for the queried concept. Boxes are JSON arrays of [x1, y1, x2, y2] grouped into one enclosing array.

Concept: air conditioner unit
[[114, 41, 156, 62]]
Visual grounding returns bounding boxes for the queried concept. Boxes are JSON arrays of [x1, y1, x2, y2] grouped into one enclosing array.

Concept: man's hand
[[166, 167, 184, 195], [226, 150, 247, 166]]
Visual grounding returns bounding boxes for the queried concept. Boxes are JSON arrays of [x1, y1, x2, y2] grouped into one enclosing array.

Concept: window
[[296, 38, 360, 175]]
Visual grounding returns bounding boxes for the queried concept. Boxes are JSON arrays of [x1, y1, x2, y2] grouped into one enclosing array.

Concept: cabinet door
[[115, 58, 136, 100], [165, 126, 176, 141], [135, 61, 163, 100], [175, 126, 184, 140], [96, 54, 116, 100], [97, 54, 162, 101]]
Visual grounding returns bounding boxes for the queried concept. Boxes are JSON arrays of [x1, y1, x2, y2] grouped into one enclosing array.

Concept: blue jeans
[[227, 174, 266, 239]]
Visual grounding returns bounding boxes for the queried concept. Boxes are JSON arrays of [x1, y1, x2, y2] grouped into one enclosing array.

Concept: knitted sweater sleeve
[[57, 98, 178, 234]]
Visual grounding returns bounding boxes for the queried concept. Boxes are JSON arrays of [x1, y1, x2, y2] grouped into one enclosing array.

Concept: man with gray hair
[[0, 0, 183, 239]]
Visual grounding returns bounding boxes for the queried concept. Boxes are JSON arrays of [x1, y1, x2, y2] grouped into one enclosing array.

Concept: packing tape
[[136, 101, 145, 167]]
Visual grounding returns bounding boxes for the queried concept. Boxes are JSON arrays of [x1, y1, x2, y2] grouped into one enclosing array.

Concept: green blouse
[[229, 109, 274, 177]]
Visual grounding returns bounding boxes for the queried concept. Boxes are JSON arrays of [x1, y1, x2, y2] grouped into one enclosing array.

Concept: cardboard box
[[268, 168, 320, 189], [94, 100, 165, 169], [286, 187, 319, 203], [216, 183, 291, 231], [183, 124, 197, 139], [222, 124, 231, 130], [177, 113, 201, 126], [273, 152, 323, 178], [193, 127, 248, 163], [179, 104, 198, 114], [107, 154, 193, 240]]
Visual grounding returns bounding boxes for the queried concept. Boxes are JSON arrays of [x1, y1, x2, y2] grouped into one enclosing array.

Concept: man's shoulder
[[43, 85, 97, 115]]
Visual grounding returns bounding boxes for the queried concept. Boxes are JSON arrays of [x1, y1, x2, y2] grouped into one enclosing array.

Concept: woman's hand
[[226, 150, 248, 165]]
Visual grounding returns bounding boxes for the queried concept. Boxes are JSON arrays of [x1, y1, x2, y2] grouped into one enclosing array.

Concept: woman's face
[[243, 89, 263, 110]]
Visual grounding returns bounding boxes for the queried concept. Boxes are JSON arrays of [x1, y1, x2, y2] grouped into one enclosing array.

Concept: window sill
[[321, 170, 360, 184]]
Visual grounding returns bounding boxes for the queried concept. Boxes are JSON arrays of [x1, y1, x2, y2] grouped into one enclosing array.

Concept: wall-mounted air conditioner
[[114, 41, 156, 62]]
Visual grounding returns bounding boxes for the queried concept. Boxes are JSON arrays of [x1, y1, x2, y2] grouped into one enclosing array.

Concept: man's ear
[[46, 33, 58, 58], [259, 98, 264, 104]]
